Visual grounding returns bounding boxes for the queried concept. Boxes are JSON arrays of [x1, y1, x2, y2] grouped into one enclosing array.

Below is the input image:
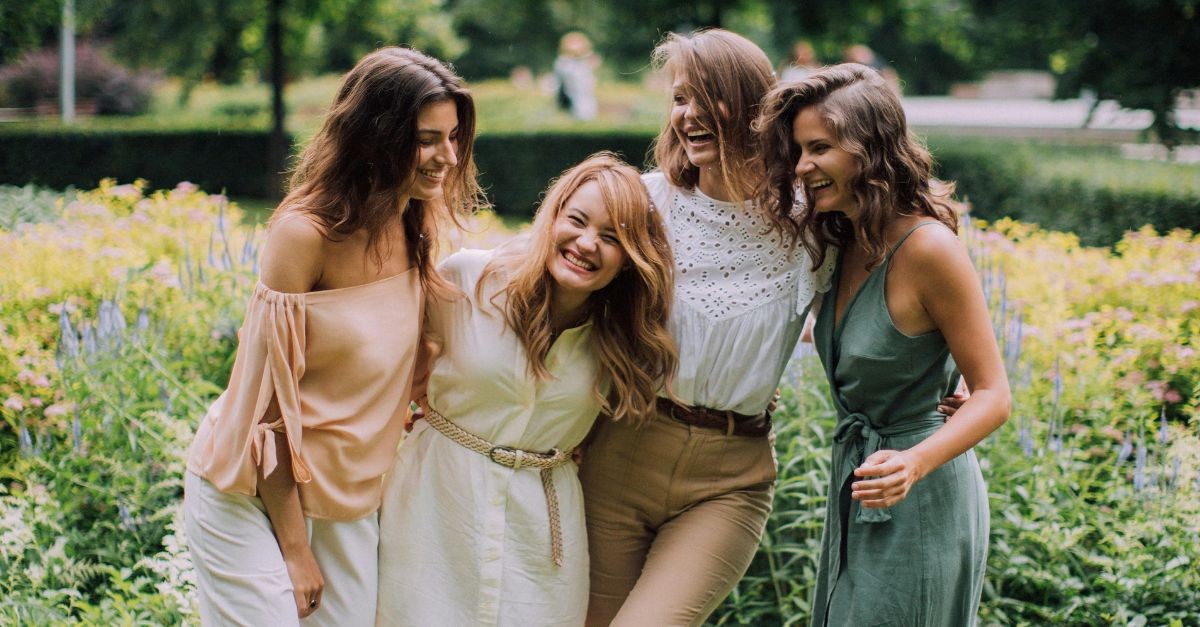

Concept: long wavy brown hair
[[478, 152, 677, 425], [649, 29, 802, 247], [273, 46, 484, 296], [755, 63, 958, 270]]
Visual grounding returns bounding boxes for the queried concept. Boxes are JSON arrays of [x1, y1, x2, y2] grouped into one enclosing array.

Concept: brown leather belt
[[656, 398, 772, 437]]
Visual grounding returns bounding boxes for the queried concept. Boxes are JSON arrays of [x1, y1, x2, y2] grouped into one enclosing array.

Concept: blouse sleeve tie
[[260, 287, 313, 483], [250, 418, 286, 478]]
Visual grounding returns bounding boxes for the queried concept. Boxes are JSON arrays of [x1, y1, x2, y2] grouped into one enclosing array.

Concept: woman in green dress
[[755, 63, 1011, 625]]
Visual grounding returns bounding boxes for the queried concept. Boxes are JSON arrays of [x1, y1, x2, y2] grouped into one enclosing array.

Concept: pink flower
[[28, 396, 43, 408], [108, 184, 142, 200], [3, 395, 25, 412], [150, 260, 181, 288], [1122, 371, 1146, 387], [1061, 318, 1089, 330], [32, 375, 50, 388], [17, 370, 34, 383], [1165, 389, 1184, 404], [43, 403, 68, 419]]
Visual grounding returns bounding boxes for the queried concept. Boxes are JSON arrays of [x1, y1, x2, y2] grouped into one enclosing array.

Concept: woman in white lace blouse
[[578, 29, 834, 626]]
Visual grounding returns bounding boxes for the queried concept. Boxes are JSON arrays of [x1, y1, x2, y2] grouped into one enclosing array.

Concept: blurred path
[[905, 96, 1200, 143]]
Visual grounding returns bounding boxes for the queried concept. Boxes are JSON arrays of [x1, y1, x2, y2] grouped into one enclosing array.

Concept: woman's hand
[[282, 544, 325, 618], [937, 392, 966, 417], [851, 449, 925, 508], [767, 388, 782, 415]]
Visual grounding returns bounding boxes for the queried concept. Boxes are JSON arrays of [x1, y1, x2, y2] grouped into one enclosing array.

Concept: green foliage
[[708, 355, 834, 626], [0, 184, 74, 230], [0, 128, 289, 198], [0, 182, 258, 622], [314, 0, 464, 73], [966, 0, 1200, 145], [0, 1, 112, 65], [929, 137, 1200, 246], [981, 427, 1200, 625]]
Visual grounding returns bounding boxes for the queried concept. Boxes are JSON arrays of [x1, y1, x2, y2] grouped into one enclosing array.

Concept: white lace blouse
[[643, 172, 835, 415]]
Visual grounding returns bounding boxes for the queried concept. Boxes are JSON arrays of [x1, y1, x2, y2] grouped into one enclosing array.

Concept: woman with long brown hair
[[375, 152, 676, 625], [183, 46, 482, 626], [755, 63, 1010, 625]]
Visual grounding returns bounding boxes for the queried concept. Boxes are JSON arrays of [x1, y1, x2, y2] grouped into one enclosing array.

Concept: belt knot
[[833, 412, 891, 524]]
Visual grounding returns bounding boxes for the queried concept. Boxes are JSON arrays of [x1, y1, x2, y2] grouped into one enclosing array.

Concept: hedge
[[0, 128, 286, 198], [927, 137, 1200, 245], [473, 131, 656, 216], [1, 128, 1195, 244]]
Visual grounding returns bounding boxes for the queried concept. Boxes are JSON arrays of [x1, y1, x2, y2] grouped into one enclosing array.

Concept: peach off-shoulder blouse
[[187, 268, 422, 521]]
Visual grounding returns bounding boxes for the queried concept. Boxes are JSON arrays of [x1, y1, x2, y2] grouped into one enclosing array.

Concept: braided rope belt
[[424, 408, 572, 567]]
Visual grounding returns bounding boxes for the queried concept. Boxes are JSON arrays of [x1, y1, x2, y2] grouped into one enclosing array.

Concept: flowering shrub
[[0, 181, 1195, 622], [0, 44, 157, 115], [962, 218, 1200, 625], [0, 181, 514, 622]]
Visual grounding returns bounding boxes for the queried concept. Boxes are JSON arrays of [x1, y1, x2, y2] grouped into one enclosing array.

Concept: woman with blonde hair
[[578, 29, 837, 626], [376, 152, 676, 625], [183, 46, 482, 626], [755, 63, 1009, 625]]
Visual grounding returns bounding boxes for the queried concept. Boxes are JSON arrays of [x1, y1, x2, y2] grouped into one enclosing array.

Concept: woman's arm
[[851, 226, 1011, 509], [256, 213, 326, 617]]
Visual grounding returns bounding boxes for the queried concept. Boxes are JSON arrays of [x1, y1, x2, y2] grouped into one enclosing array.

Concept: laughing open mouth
[[563, 250, 596, 271]]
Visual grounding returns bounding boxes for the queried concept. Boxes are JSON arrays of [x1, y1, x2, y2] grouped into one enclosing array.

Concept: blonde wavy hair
[[755, 63, 959, 270], [479, 152, 677, 425], [274, 46, 485, 298]]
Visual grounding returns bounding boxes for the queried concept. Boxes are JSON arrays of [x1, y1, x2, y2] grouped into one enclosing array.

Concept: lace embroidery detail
[[668, 186, 806, 321]]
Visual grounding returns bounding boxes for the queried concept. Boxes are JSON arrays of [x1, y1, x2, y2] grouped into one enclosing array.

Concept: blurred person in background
[[780, 39, 821, 82], [554, 31, 601, 121], [843, 44, 901, 93]]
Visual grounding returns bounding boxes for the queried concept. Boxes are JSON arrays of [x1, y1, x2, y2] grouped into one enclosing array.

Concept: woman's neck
[[549, 289, 589, 334], [697, 164, 739, 202]]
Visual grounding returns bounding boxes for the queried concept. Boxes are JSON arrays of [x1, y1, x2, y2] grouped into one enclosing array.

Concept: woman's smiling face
[[547, 180, 626, 303], [791, 106, 861, 218]]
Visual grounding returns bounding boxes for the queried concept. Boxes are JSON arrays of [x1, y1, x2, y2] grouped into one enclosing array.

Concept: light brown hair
[[479, 152, 677, 425], [274, 46, 485, 296], [755, 63, 958, 270], [650, 29, 775, 207]]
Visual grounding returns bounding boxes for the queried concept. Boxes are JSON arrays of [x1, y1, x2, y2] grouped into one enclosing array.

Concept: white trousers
[[184, 472, 379, 627]]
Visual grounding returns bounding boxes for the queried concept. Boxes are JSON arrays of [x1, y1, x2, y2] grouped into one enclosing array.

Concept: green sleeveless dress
[[810, 223, 989, 626]]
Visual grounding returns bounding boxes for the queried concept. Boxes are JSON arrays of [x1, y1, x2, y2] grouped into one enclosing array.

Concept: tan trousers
[[579, 413, 776, 627], [183, 472, 379, 627]]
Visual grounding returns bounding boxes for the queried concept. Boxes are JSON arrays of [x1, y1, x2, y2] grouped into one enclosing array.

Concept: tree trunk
[[268, 0, 288, 199]]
